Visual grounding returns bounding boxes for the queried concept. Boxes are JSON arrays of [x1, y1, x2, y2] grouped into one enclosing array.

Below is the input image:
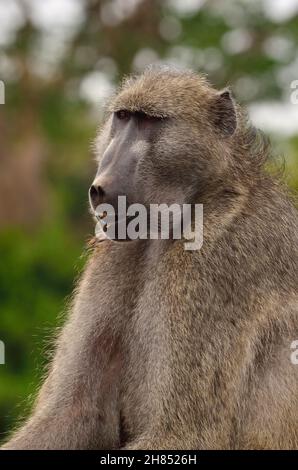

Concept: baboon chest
[[118, 242, 212, 436]]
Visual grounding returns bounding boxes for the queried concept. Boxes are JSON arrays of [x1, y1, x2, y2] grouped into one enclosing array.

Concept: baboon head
[[89, 66, 239, 219]]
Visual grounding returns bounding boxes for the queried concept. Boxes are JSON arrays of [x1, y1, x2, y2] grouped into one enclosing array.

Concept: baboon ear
[[210, 89, 237, 137]]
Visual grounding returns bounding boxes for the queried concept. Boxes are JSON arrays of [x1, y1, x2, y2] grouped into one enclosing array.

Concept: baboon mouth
[[95, 212, 135, 242], [96, 210, 107, 220]]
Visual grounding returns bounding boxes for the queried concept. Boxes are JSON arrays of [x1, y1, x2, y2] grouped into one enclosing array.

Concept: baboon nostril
[[89, 185, 105, 209]]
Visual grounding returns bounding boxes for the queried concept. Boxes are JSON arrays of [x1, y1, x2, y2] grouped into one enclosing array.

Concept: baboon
[[2, 67, 298, 450]]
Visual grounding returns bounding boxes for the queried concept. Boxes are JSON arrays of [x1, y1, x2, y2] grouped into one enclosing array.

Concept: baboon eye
[[135, 112, 164, 126], [136, 112, 155, 121], [116, 110, 131, 121]]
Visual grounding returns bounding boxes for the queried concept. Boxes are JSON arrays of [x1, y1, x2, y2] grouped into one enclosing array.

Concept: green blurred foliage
[[0, 0, 297, 441], [0, 224, 85, 433]]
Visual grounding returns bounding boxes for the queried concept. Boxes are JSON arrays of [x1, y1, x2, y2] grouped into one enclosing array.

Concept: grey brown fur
[[2, 67, 298, 449]]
